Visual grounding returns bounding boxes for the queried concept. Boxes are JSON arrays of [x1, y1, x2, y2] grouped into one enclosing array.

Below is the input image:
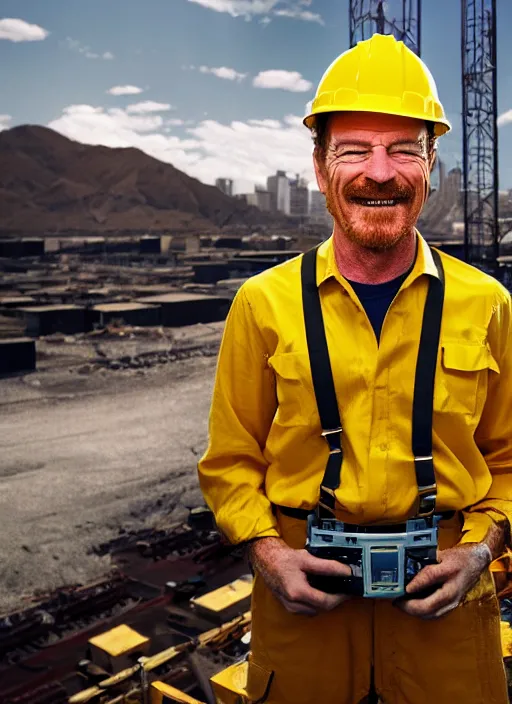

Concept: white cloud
[[0, 114, 12, 131], [274, 8, 323, 23], [186, 0, 277, 18], [498, 110, 512, 128], [126, 101, 173, 114], [48, 105, 176, 140], [248, 118, 281, 128], [199, 65, 247, 81], [167, 118, 185, 126], [0, 18, 49, 42], [65, 37, 114, 60], [283, 114, 304, 127], [253, 69, 313, 92], [185, 0, 323, 23], [47, 103, 316, 190], [107, 85, 144, 96]]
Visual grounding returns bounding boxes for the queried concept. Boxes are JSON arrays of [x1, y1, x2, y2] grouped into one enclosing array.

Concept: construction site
[[1, 0, 512, 703]]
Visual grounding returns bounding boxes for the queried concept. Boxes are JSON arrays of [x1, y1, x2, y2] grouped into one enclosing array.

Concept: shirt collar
[[316, 231, 440, 289]]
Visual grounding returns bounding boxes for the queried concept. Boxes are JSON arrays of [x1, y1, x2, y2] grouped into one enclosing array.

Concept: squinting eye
[[391, 149, 423, 157], [338, 150, 369, 159]]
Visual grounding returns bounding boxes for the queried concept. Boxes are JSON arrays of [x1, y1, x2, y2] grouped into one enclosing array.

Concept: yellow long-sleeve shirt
[[198, 234, 512, 547]]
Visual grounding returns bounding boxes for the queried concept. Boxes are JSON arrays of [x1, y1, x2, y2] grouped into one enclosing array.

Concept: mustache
[[343, 180, 414, 201]]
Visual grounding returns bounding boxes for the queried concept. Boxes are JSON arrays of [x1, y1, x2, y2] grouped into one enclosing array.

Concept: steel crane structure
[[349, 0, 421, 56], [461, 0, 499, 272]]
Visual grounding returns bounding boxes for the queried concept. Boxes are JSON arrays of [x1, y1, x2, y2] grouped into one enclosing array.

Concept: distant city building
[[289, 174, 309, 218], [254, 187, 271, 211], [240, 188, 271, 211], [215, 178, 234, 197], [267, 170, 291, 215], [244, 193, 258, 207], [498, 189, 512, 218], [309, 189, 332, 227], [419, 166, 463, 239]]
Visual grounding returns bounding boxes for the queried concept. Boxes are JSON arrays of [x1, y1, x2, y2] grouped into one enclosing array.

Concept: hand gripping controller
[[305, 514, 440, 599]]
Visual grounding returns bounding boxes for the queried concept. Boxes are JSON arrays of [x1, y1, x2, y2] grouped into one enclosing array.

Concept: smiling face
[[313, 112, 435, 251]]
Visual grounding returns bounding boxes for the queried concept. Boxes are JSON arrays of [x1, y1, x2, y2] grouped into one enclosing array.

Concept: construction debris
[[0, 510, 251, 704]]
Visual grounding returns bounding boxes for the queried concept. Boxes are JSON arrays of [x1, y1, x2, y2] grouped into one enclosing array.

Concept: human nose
[[363, 145, 397, 184]]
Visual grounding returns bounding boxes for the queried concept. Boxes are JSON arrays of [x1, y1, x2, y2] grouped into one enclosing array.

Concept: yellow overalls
[[198, 234, 512, 703]]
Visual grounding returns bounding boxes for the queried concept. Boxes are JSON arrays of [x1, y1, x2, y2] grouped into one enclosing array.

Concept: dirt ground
[[0, 323, 224, 614]]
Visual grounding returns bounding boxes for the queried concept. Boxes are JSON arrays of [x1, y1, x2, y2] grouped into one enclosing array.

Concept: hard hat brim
[[303, 107, 451, 137]]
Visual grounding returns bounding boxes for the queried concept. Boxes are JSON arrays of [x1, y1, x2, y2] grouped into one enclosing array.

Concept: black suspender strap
[[300, 244, 445, 520], [301, 246, 343, 517], [412, 247, 445, 517]]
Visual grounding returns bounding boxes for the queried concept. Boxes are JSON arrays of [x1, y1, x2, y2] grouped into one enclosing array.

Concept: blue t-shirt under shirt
[[346, 270, 409, 343]]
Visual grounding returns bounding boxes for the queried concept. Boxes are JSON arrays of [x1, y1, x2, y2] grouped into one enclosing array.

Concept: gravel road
[[0, 353, 217, 614]]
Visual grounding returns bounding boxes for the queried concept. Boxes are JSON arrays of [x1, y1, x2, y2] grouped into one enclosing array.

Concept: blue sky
[[1, 0, 512, 193]]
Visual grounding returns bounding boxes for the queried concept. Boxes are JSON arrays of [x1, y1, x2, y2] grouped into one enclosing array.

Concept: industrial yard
[[0, 236, 268, 704], [0, 337, 220, 614], [0, 231, 307, 604], [2, 222, 512, 703], [1, 230, 510, 703]]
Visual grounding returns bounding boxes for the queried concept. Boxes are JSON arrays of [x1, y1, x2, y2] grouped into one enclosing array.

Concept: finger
[[287, 569, 351, 611], [321, 592, 351, 611], [398, 596, 459, 621], [286, 576, 349, 612], [300, 552, 352, 578], [300, 588, 350, 612], [405, 562, 450, 594], [279, 594, 318, 616], [433, 600, 460, 619], [397, 581, 459, 619]]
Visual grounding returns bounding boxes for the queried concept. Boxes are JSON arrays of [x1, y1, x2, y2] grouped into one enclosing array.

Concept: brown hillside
[[0, 125, 293, 235]]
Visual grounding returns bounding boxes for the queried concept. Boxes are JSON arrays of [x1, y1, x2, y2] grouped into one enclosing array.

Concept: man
[[198, 34, 512, 704]]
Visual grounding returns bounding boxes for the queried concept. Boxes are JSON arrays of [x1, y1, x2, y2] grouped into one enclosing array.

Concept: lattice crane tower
[[461, 0, 499, 271], [349, 0, 421, 55]]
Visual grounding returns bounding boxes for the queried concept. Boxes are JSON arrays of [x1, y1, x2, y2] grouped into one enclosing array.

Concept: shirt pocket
[[245, 654, 275, 703], [437, 342, 499, 417], [268, 352, 314, 427]]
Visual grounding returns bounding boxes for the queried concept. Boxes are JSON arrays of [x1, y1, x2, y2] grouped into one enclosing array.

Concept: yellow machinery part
[[190, 579, 252, 613], [501, 621, 512, 658], [150, 680, 206, 704], [210, 660, 248, 704], [88, 624, 149, 658]]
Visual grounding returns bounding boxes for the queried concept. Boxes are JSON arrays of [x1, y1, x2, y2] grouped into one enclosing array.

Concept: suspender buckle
[[414, 456, 436, 517], [321, 427, 343, 454], [416, 485, 437, 518]]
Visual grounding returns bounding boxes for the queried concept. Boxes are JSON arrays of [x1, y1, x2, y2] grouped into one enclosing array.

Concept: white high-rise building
[[267, 170, 291, 215]]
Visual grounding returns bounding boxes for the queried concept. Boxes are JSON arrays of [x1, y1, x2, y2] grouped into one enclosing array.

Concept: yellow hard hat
[[304, 33, 451, 137]]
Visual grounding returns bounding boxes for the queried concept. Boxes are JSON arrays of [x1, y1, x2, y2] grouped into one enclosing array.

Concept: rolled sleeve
[[197, 286, 279, 544], [461, 287, 512, 546]]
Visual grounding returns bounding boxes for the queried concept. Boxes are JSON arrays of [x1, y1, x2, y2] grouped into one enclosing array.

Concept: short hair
[[312, 113, 437, 161]]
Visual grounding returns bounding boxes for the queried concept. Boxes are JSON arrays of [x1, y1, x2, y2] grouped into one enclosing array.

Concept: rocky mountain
[[0, 125, 292, 235]]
